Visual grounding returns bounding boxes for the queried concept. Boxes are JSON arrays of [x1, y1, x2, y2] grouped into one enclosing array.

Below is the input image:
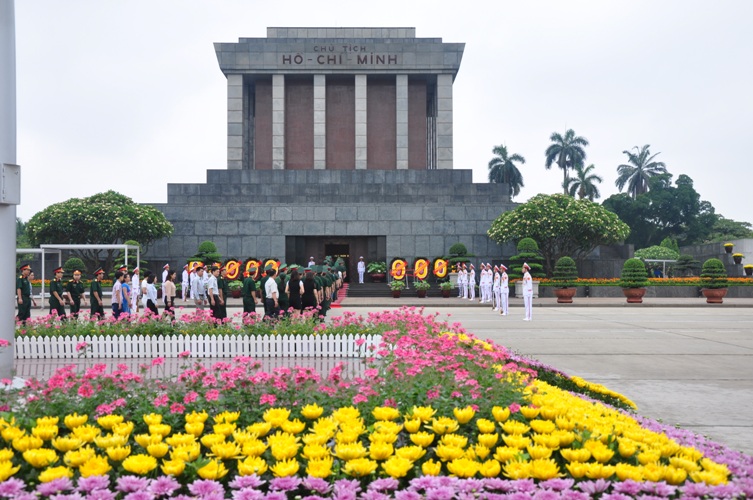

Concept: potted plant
[[745, 264, 753, 277], [228, 280, 243, 299], [732, 253, 743, 265], [367, 261, 387, 282], [619, 258, 649, 303], [413, 280, 431, 298], [724, 242, 733, 254], [700, 258, 728, 303], [388, 280, 406, 298], [552, 256, 578, 303], [439, 281, 453, 298]]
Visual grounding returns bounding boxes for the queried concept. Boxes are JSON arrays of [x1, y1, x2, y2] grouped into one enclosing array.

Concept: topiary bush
[[193, 240, 223, 265], [63, 257, 87, 277], [673, 254, 700, 277], [448, 243, 468, 257], [508, 238, 546, 280], [620, 258, 649, 288], [700, 258, 728, 289], [446, 242, 473, 269], [552, 256, 578, 286]]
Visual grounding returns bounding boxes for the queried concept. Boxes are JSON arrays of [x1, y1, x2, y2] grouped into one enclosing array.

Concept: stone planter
[[745, 267, 753, 276], [554, 287, 577, 304], [622, 287, 647, 303], [733, 256, 742, 265], [725, 246, 733, 254], [448, 272, 458, 287], [701, 288, 727, 304], [514, 280, 540, 298], [370, 273, 386, 283]]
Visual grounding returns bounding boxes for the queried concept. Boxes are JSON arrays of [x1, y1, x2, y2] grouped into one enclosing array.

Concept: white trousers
[[523, 293, 532, 320], [493, 289, 501, 310], [500, 289, 509, 315], [469, 282, 475, 300], [358, 271, 364, 283], [182, 281, 189, 300]]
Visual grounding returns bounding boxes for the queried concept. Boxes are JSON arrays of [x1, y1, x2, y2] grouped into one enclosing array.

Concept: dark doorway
[[286, 236, 386, 283], [325, 244, 350, 282]]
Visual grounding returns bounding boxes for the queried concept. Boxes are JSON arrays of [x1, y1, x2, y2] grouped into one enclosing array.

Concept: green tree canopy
[[487, 144, 526, 199], [565, 163, 603, 201], [488, 193, 630, 275], [705, 217, 753, 242], [615, 145, 668, 198], [26, 191, 173, 272], [545, 129, 589, 194], [634, 245, 680, 261]]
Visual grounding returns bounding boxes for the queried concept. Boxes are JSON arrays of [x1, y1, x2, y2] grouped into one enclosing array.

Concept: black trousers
[[264, 298, 278, 319]]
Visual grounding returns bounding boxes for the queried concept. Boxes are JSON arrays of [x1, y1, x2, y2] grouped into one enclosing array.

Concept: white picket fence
[[14, 334, 382, 360]]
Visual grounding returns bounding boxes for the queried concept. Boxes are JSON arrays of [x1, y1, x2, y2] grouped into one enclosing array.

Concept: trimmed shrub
[[700, 258, 728, 289], [63, 257, 87, 277], [508, 238, 545, 280], [620, 258, 649, 288], [552, 256, 578, 286]]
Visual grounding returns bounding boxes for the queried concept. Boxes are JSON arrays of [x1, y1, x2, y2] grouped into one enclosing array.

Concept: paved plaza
[[15, 298, 753, 455]]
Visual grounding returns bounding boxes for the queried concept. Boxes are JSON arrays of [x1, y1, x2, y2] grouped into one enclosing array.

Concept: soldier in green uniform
[[65, 269, 87, 319], [90, 268, 105, 317], [218, 266, 229, 321], [276, 264, 290, 316], [15, 264, 32, 323], [49, 266, 66, 318], [319, 267, 332, 318], [241, 268, 258, 315]]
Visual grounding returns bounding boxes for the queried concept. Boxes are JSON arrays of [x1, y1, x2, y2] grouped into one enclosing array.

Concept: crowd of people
[[15, 259, 344, 324], [454, 261, 534, 320]]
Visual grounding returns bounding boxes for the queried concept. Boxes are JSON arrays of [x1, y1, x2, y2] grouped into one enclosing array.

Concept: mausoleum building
[[148, 28, 515, 276]]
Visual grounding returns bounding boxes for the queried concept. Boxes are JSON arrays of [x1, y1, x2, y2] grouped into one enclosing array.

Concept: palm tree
[[565, 163, 603, 200], [488, 145, 526, 199], [616, 145, 668, 198], [545, 129, 589, 194]]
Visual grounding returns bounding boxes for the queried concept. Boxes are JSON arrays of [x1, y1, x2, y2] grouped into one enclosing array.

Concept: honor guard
[[522, 263, 533, 321], [468, 264, 476, 300], [65, 269, 87, 319], [499, 264, 510, 316], [90, 268, 106, 317], [181, 264, 190, 301], [492, 266, 502, 311], [16, 264, 32, 323], [49, 267, 66, 318]]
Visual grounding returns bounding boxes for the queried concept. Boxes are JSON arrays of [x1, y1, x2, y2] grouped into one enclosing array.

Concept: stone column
[[313, 74, 326, 169], [272, 74, 285, 170], [436, 74, 453, 169], [396, 75, 408, 169], [226, 74, 244, 170], [355, 74, 367, 170]]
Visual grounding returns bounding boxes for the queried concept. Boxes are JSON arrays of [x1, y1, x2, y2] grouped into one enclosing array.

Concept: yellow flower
[[171, 443, 201, 462], [501, 420, 530, 435], [0, 461, 21, 481], [690, 469, 728, 486], [441, 434, 468, 449], [369, 431, 398, 444], [555, 416, 575, 431], [23, 448, 58, 468], [584, 462, 615, 480], [122, 454, 157, 475], [112, 421, 134, 436], [492, 406, 510, 422], [213, 422, 236, 437], [147, 442, 170, 459], [64, 413, 89, 429], [36, 416, 59, 427], [435, 444, 465, 462], [200, 433, 226, 449], [552, 430, 576, 447], [493, 446, 521, 463], [105, 445, 131, 462], [135, 433, 162, 448], [395, 445, 426, 461], [142, 413, 163, 426], [591, 447, 615, 463], [0, 449, 13, 461], [372, 406, 401, 421], [94, 433, 128, 449], [301, 404, 324, 420], [519, 406, 540, 420], [263, 408, 292, 427], [161, 458, 186, 476], [422, 459, 442, 476], [382, 456, 413, 478], [343, 457, 378, 477], [477, 432, 498, 448], [333, 442, 367, 460], [530, 458, 563, 480], [149, 423, 172, 437], [531, 433, 560, 449], [64, 446, 96, 467], [637, 449, 662, 465], [429, 417, 459, 435], [403, 417, 421, 433], [502, 434, 531, 449], [31, 425, 59, 441], [270, 458, 299, 477], [238, 456, 269, 476], [302, 433, 330, 446], [198, 458, 229, 479], [410, 431, 435, 448], [369, 441, 394, 460], [302, 444, 330, 461], [560, 447, 591, 462], [281, 418, 306, 434], [185, 422, 204, 437], [474, 444, 490, 460], [1, 426, 24, 442], [96, 414, 124, 430], [476, 418, 496, 434], [72, 424, 101, 443], [669, 456, 701, 472], [246, 421, 272, 437], [270, 442, 300, 461], [529, 419, 556, 434], [242, 439, 269, 458], [209, 442, 241, 460], [38, 465, 73, 482], [214, 411, 240, 423], [453, 406, 475, 424], [12, 435, 44, 452], [165, 433, 197, 448], [479, 459, 501, 478], [185, 410, 209, 424], [79, 455, 112, 477], [374, 421, 403, 435], [503, 459, 532, 479], [664, 466, 688, 485], [409, 406, 436, 422], [306, 456, 333, 478], [615, 463, 644, 482]]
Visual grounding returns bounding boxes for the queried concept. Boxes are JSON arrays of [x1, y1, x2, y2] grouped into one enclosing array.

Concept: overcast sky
[[13, 1, 753, 226]]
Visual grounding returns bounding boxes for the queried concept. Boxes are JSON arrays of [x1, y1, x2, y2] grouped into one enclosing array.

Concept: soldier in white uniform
[[482, 263, 492, 303], [468, 264, 476, 300], [522, 262, 533, 320], [130, 268, 140, 313], [162, 264, 170, 284], [308, 256, 316, 267], [181, 264, 190, 301], [357, 256, 366, 284], [492, 265, 501, 311], [500, 264, 509, 316], [458, 263, 467, 298]]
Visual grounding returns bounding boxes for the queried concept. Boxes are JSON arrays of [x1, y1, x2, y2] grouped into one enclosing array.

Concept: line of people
[[454, 262, 534, 320]]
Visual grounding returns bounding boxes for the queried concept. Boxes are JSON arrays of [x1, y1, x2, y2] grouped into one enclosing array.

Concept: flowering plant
[[388, 280, 406, 291], [412, 280, 431, 291], [732, 253, 743, 258]]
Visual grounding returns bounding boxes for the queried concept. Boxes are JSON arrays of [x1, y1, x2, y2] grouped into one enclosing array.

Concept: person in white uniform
[[492, 265, 501, 311], [162, 264, 170, 285], [130, 268, 140, 313], [357, 256, 366, 284], [499, 264, 509, 316], [181, 264, 190, 301], [482, 263, 492, 303], [308, 256, 316, 267], [468, 264, 476, 300], [522, 262, 533, 320], [458, 263, 466, 298]]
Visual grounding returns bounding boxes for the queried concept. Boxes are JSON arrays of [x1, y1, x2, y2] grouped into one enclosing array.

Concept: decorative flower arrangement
[[724, 243, 734, 248], [388, 281, 406, 291], [732, 253, 743, 258], [412, 280, 431, 291], [2, 309, 752, 499]]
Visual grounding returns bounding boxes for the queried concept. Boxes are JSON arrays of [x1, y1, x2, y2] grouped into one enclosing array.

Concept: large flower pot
[[622, 287, 646, 303], [701, 288, 727, 304], [745, 267, 753, 276], [733, 256, 742, 265], [231, 290, 242, 299], [417, 290, 427, 298], [441, 290, 451, 298], [554, 287, 576, 304], [391, 290, 401, 298], [370, 273, 386, 283], [724, 246, 733, 254]]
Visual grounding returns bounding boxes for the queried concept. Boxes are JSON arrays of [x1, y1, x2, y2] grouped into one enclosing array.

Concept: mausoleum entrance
[[285, 235, 386, 282]]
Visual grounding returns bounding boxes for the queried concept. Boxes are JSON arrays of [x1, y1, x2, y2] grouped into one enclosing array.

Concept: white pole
[[0, 0, 17, 379]]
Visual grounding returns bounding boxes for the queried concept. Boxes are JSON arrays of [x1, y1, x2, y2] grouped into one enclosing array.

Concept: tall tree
[[545, 129, 589, 194], [487, 144, 526, 199], [616, 145, 668, 198], [565, 163, 603, 201]]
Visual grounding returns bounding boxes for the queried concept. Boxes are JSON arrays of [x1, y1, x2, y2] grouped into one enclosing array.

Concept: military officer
[[90, 268, 106, 317], [522, 262, 533, 321], [49, 266, 66, 318], [492, 265, 502, 311], [218, 266, 229, 320], [65, 269, 87, 319], [242, 268, 258, 315], [499, 264, 510, 316], [16, 264, 32, 323], [468, 264, 476, 300], [357, 256, 366, 284]]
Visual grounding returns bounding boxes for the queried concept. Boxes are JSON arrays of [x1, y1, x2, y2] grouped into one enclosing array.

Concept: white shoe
[[493, 308, 499, 311], [501, 313, 507, 316], [522, 318, 530, 321]]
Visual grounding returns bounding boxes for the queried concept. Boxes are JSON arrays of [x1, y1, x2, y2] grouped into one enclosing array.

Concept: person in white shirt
[[264, 268, 279, 319], [500, 264, 510, 316], [308, 256, 316, 267], [522, 262, 533, 320], [162, 264, 170, 285], [111, 271, 124, 318], [468, 264, 476, 300], [357, 257, 366, 284], [191, 266, 207, 310], [181, 264, 189, 301], [142, 274, 159, 315], [130, 268, 140, 313], [492, 266, 501, 311], [206, 266, 221, 320], [458, 263, 467, 298]]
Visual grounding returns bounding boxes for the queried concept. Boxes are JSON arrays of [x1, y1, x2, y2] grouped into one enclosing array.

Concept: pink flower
[[179, 351, 191, 358], [153, 394, 169, 407], [260, 393, 277, 405], [183, 391, 199, 404], [170, 402, 185, 414], [77, 384, 94, 398], [152, 357, 165, 367], [75, 342, 88, 352], [0, 339, 9, 348], [509, 403, 521, 414], [205, 389, 220, 401], [352, 394, 368, 404]]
